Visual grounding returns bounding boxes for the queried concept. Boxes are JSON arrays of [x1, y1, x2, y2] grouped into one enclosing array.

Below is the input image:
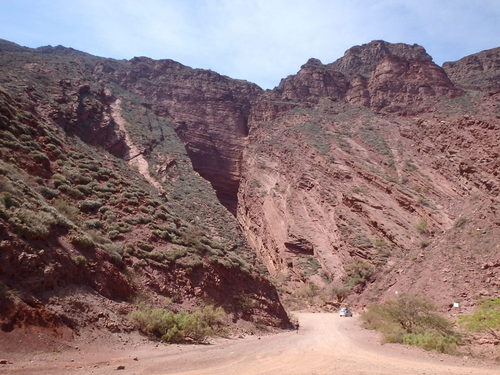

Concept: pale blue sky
[[1, 0, 498, 89]]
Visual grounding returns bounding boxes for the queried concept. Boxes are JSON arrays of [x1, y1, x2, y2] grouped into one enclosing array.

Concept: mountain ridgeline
[[0, 39, 498, 337]]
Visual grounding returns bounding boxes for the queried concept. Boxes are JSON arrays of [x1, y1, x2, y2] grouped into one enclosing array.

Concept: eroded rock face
[[0, 47, 289, 337], [443, 47, 500, 89], [271, 40, 461, 114], [276, 58, 350, 103], [237, 41, 499, 307], [104, 57, 263, 214], [329, 40, 433, 77], [50, 82, 129, 158]]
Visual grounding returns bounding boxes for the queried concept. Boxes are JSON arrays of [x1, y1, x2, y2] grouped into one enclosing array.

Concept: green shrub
[[402, 333, 458, 353], [94, 183, 117, 193], [345, 260, 374, 288], [125, 215, 152, 225], [51, 173, 69, 187], [140, 206, 154, 214], [0, 192, 17, 209], [459, 298, 500, 341], [76, 184, 93, 196], [79, 199, 103, 213], [32, 151, 50, 165], [151, 229, 171, 241], [9, 208, 55, 240], [130, 304, 225, 343], [70, 235, 95, 250], [39, 186, 58, 200], [154, 212, 170, 221], [108, 230, 123, 241], [415, 219, 429, 235], [164, 246, 189, 261], [0, 175, 15, 192], [84, 219, 102, 229], [137, 241, 154, 252], [45, 143, 61, 154], [70, 174, 92, 185], [361, 294, 459, 353], [101, 209, 117, 223], [72, 255, 87, 267], [58, 184, 84, 199], [54, 198, 79, 221]]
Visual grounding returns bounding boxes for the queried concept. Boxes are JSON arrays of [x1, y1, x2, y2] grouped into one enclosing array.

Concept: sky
[[1, 0, 499, 89]]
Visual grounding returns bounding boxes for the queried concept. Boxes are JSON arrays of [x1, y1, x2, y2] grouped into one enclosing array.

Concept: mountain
[[0, 39, 498, 341], [240, 41, 499, 311]]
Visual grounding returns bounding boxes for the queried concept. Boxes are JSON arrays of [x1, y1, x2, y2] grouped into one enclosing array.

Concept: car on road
[[339, 307, 353, 317]]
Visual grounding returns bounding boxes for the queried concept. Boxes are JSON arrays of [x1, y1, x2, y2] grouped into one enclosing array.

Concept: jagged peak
[[301, 58, 323, 69], [329, 40, 432, 77]]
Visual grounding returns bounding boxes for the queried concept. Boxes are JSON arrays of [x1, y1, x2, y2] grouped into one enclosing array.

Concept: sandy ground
[[1, 313, 498, 375]]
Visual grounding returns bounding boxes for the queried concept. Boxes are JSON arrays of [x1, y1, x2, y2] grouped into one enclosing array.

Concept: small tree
[[361, 294, 458, 353], [330, 283, 350, 303]]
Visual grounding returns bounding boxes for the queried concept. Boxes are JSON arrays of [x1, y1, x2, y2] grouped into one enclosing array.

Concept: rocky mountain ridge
[[0, 39, 498, 341]]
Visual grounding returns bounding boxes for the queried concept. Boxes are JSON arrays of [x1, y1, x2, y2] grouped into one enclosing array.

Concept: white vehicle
[[339, 307, 353, 317]]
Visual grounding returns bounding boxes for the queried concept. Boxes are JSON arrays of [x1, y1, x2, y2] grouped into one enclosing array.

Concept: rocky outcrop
[[237, 41, 499, 307], [329, 40, 434, 77], [443, 47, 500, 89], [271, 40, 461, 114], [276, 58, 350, 103], [103, 57, 263, 214], [49, 81, 129, 158]]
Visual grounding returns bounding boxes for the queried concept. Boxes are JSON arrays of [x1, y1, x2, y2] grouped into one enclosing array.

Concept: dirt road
[[2, 313, 497, 375]]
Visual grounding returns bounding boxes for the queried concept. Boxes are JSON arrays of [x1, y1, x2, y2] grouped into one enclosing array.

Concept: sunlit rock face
[[237, 42, 499, 309]]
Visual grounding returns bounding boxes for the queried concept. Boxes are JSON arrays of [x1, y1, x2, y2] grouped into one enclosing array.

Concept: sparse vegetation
[[344, 260, 374, 289], [330, 283, 350, 303], [299, 256, 321, 277], [454, 216, 467, 228], [9, 208, 57, 240], [415, 219, 429, 235], [70, 235, 95, 250], [78, 199, 103, 213], [54, 198, 79, 221]]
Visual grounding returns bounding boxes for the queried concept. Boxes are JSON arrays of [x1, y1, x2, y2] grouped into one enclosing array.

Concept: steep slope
[[0, 42, 289, 340], [96, 56, 262, 215], [238, 41, 499, 310]]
